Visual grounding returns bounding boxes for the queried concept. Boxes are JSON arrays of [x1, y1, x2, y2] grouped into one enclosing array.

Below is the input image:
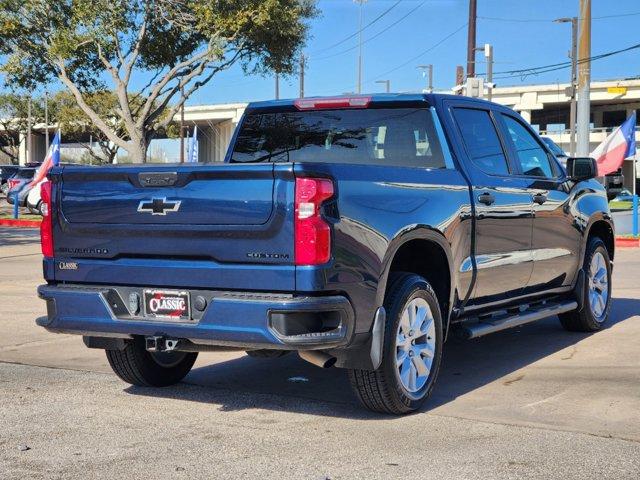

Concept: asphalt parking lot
[[1, 227, 639, 479]]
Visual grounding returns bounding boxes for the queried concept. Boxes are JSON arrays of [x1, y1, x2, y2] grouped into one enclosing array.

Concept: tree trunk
[[127, 137, 148, 164]]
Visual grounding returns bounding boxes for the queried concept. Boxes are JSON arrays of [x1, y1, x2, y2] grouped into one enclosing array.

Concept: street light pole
[[26, 96, 32, 165], [355, 0, 367, 94], [417, 65, 433, 93], [375, 80, 390, 93], [44, 91, 49, 149], [484, 45, 493, 102], [576, 0, 591, 157], [555, 16, 578, 156], [179, 86, 185, 163], [275, 73, 280, 100]]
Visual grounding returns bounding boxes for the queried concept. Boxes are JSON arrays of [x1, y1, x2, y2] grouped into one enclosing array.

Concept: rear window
[[230, 108, 449, 169]]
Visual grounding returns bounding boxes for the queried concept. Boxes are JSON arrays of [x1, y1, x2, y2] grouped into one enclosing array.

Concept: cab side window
[[501, 114, 556, 178], [452, 108, 509, 176]]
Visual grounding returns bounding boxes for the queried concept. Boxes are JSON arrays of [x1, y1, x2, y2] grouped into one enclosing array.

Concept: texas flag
[[590, 113, 636, 176], [29, 130, 61, 186]]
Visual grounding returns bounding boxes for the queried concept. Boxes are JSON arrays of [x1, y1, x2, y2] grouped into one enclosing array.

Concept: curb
[[0, 218, 41, 228], [615, 237, 640, 248]]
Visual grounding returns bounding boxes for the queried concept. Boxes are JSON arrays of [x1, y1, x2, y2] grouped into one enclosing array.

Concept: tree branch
[[54, 58, 130, 151]]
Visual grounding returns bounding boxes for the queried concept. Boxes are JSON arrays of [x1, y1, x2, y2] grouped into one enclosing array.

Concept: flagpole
[[634, 154, 638, 237]]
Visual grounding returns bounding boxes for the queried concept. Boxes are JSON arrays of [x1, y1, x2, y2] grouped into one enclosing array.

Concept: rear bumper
[[37, 284, 355, 350]]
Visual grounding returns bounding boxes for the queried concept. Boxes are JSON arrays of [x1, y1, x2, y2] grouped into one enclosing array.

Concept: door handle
[[477, 192, 495, 206], [532, 193, 547, 205]]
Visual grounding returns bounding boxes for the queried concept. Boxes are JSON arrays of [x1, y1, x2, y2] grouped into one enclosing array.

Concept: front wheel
[[559, 237, 612, 332], [106, 337, 198, 387], [348, 273, 443, 415]]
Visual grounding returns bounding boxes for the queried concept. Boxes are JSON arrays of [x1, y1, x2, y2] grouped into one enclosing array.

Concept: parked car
[[36, 94, 614, 414], [612, 189, 633, 202], [26, 164, 81, 215], [541, 136, 623, 201], [604, 169, 625, 201], [26, 179, 46, 215], [541, 136, 568, 169], [5, 166, 37, 206], [0, 164, 20, 196]]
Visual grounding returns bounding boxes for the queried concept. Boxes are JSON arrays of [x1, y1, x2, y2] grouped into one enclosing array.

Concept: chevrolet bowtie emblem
[[137, 198, 181, 215]]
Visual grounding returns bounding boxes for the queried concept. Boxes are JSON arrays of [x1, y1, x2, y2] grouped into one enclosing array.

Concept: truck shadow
[[0, 227, 41, 248], [124, 296, 639, 419]]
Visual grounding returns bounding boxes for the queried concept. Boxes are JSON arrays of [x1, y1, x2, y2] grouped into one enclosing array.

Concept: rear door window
[[230, 108, 450, 169], [452, 108, 510, 176]]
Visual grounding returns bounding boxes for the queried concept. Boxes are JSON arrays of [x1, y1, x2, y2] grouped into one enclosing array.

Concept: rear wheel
[[348, 273, 443, 415], [105, 337, 198, 387], [559, 237, 612, 332]]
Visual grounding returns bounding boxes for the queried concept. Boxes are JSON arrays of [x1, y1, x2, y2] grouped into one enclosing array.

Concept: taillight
[[294, 177, 334, 265], [40, 181, 54, 257], [8, 179, 20, 190]]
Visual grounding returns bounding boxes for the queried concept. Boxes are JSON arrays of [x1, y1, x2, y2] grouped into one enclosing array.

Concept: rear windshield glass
[[230, 108, 448, 168]]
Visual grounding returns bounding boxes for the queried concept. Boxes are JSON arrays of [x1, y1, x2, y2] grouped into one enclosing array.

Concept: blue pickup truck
[[37, 94, 614, 414]]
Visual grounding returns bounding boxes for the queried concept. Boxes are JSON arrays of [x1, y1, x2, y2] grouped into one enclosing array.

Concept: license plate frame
[[143, 289, 191, 321]]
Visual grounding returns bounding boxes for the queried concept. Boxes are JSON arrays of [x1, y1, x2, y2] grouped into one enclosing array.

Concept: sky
[[187, 0, 640, 105]]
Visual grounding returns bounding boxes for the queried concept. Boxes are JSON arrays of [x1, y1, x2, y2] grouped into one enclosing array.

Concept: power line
[[486, 42, 640, 81], [478, 11, 640, 23], [367, 23, 468, 82], [314, 1, 427, 61], [310, 0, 402, 55]]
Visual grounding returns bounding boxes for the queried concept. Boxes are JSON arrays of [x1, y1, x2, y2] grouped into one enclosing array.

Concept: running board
[[455, 300, 578, 340]]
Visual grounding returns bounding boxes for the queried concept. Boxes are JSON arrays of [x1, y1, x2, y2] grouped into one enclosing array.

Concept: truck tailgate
[[48, 163, 296, 291]]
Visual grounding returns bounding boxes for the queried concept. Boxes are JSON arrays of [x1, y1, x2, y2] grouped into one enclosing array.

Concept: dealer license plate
[[143, 289, 191, 321]]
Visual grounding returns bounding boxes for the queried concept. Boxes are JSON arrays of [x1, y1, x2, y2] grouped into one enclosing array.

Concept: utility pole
[[299, 53, 306, 98], [44, 91, 49, 149], [179, 86, 185, 163], [355, 0, 367, 94], [466, 0, 477, 79], [375, 80, 390, 93], [576, 0, 591, 157], [26, 96, 32, 164], [275, 73, 280, 100], [555, 17, 578, 156], [418, 65, 433, 93]]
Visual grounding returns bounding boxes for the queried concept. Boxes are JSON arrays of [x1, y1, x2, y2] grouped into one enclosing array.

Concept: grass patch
[[609, 200, 632, 211], [0, 212, 41, 221]]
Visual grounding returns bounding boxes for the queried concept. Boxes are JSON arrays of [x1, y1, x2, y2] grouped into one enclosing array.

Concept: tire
[[37, 201, 45, 216], [105, 337, 198, 387], [348, 273, 443, 415], [559, 237, 612, 332], [246, 349, 289, 359]]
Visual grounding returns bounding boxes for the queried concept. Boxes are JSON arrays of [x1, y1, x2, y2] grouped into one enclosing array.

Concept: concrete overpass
[[5, 79, 639, 190]]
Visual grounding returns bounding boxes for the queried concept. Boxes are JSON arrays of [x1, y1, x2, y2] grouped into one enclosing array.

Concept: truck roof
[[245, 93, 493, 113]]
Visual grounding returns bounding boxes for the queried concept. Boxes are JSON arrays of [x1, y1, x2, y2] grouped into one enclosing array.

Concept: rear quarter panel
[[294, 162, 473, 333]]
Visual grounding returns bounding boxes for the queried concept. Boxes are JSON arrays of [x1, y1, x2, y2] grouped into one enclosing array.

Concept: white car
[[26, 179, 45, 215]]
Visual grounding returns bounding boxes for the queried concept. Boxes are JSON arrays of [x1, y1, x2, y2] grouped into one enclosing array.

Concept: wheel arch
[[585, 218, 615, 261], [377, 227, 455, 333]]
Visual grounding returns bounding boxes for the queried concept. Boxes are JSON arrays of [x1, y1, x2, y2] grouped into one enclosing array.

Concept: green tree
[[0, 0, 316, 162]]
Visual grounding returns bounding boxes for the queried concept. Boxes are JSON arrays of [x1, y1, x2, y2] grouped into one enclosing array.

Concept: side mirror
[[566, 157, 598, 181]]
